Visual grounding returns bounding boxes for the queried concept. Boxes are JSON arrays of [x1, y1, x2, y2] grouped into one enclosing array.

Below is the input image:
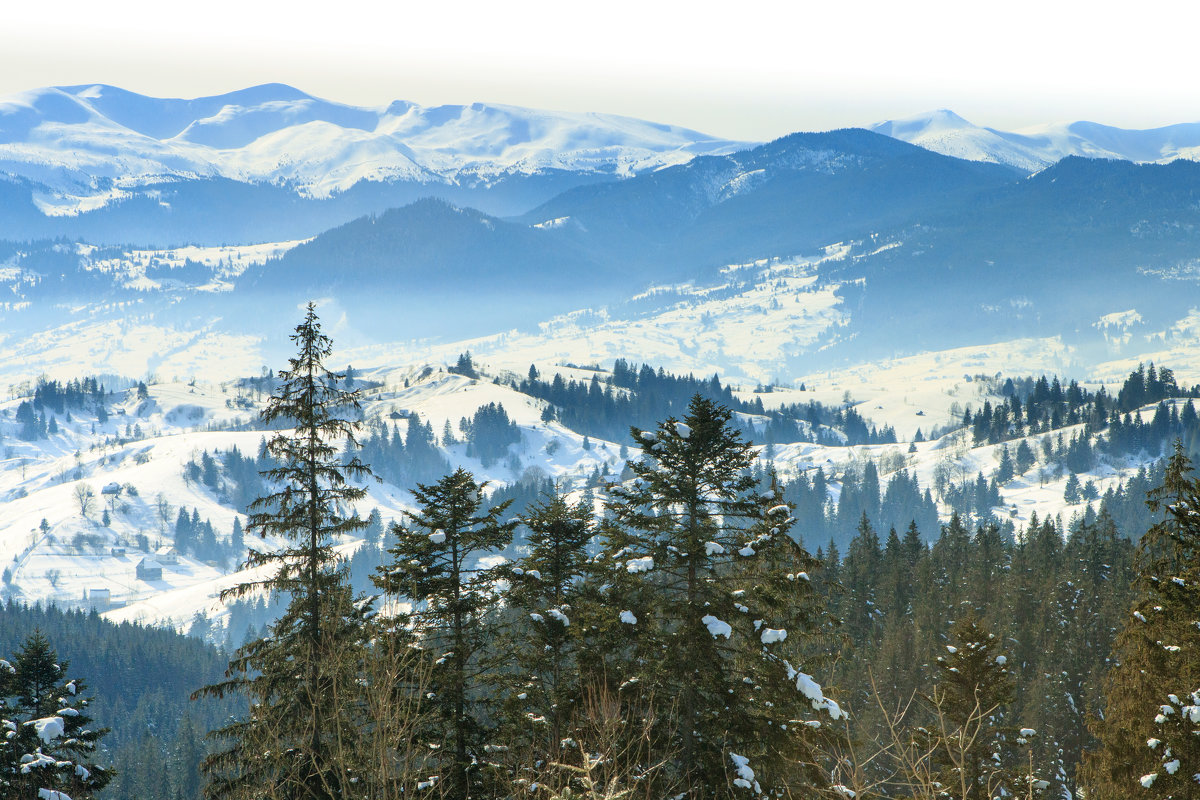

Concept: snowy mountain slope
[[234, 128, 1019, 309], [0, 367, 627, 629], [0, 352, 1176, 637], [512, 128, 1020, 277], [0, 84, 747, 209], [872, 109, 1200, 172]]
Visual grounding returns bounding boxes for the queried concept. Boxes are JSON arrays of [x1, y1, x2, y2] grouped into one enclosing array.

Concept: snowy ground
[[81, 240, 307, 290]]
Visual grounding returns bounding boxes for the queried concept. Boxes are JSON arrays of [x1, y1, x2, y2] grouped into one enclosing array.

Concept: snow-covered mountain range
[[871, 109, 1200, 172], [0, 83, 744, 214], [0, 84, 1198, 639]]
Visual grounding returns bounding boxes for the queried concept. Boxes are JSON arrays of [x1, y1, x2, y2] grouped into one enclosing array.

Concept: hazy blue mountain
[[251, 129, 1020, 299]]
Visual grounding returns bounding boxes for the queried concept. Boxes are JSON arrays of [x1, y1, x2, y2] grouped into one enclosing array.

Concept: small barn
[[87, 588, 111, 608], [136, 558, 162, 582]]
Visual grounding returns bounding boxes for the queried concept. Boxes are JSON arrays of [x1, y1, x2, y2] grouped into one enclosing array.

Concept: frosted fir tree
[[373, 468, 515, 800], [597, 395, 843, 798], [1139, 689, 1200, 794], [1082, 441, 1200, 799], [925, 615, 1026, 799], [501, 492, 594, 775], [0, 632, 112, 799], [196, 303, 374, 800]]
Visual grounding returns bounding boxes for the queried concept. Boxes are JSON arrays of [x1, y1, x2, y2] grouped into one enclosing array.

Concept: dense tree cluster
[[779, 460, 941, 550], [826, 507, 1137, 797], [15, 377, 110, 440], [30, 377, 106, 415], [458, 402, 521, 467], [967, 364, 1200, 459], [519, 360, 895, 446], [350, 414, 450, 490], [171, 506, 242, 566]]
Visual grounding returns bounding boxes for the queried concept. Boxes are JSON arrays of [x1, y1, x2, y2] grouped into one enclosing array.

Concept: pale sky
[[5, 0, 1200, 141]]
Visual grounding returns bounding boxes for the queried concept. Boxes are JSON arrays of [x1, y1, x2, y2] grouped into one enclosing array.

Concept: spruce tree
[[1016, 440, 1036, 475], [1064, 472, 1082, 504], [231, 516, 244, 557], [1081, 442, 1200, 798], [927, 615, 1019, 799], [0, 631, 112, 799], [840, 513, 883, 646], [502, 492, 594, 778], [196, 303, 373, 800], [598, 395, 841, 797], [373, 467, 515, 800], [997, 444, 1015, 483]]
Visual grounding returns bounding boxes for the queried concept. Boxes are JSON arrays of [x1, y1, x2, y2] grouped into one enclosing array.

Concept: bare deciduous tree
[[74, 483, 95, 518], [155, 492, 173, 535]]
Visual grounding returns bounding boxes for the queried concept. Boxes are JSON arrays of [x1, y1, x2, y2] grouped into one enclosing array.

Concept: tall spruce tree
[[1082, 442, 1200, 798], [373, 467, 515, 800], [598, 395, 842, 798], [196, 303, 373, 800]]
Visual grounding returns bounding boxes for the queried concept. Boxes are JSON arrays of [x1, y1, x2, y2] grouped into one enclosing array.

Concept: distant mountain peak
[[873, 110, 1200, 172], [872, 108, 975, 136]]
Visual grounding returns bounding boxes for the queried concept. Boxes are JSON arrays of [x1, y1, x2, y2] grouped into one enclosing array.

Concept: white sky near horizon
[[4, 0, 1200, 141]]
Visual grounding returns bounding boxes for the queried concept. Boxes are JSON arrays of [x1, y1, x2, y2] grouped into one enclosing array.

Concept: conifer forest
[[2, 305, 1194, 800]]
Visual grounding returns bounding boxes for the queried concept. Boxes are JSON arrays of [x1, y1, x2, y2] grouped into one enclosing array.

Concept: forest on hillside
[[4, 314, 1199, 800]]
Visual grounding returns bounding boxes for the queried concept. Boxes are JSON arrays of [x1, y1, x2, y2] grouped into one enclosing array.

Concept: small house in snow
[[87, 588, 111, 608], [136, 558, 162, 582], [101, 482, 122, 496], [155, 546, 179, 565]]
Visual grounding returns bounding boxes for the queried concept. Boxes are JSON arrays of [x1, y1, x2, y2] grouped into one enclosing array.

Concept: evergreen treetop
[[598, 395, 842, 797]]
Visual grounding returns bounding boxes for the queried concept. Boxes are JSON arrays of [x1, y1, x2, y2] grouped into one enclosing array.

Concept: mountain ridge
[[0, 83, 747, 205], [871, 109, 1200, 171]]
